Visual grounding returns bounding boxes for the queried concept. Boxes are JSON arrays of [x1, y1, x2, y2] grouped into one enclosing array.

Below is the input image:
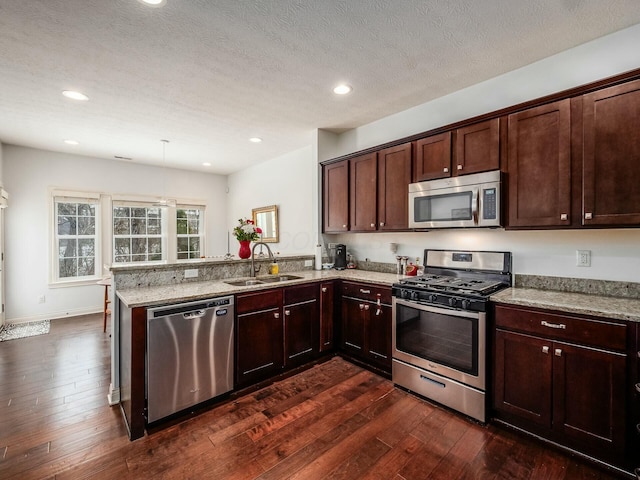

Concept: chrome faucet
[[250, 242, 274, 277]]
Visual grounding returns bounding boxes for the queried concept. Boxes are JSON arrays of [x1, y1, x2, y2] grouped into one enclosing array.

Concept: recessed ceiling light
[[333, 84, 352, 95], [64, 139, 79, 145], [138, 0, 166, 6], [202, 162, 211, 167], [62, 90, 89, 101], [249, 137, 263, 143]]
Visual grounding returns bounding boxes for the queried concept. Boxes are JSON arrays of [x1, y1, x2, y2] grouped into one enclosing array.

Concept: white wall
[[227, 145, 316, 255], [334, 23, 640, 157], [315, 23, 640, 283], [3, 145, 228, 323]]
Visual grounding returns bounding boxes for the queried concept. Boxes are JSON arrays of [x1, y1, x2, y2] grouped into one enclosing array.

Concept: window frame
[[112, 200, 168, 265], [50, 190, 102, 287], [176, 204, 205, 261]]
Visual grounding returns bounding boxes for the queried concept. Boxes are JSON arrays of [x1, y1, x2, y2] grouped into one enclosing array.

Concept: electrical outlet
[[38, 295, 45, 304], [304, 259, 313, 267], [327, 243, 337, 249], [576, 250, 591, 267], [184, 268, 199, 278]]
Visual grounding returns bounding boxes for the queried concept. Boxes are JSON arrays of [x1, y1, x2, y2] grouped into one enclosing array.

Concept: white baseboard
[[107, 384, 120, 406], [6, 307, 103, 325]]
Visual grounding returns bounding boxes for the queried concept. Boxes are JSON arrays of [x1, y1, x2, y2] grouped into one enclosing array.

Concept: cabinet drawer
[[495, 305, 626, 352], [236, 289, 282, 315], [342, 281, 392, 305], [284, 283, 318, 305]]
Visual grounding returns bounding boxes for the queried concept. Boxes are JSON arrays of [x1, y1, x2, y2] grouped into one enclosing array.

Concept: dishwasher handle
[[183, 309, 206, 320]]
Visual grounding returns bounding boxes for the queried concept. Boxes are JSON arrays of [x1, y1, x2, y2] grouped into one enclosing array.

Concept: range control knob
[[461, 299, 470, 310], [428, 294, 438, 303], [411, 291, 420, 301], [448, 297, 457, 308], [401, 289, 411, 299]]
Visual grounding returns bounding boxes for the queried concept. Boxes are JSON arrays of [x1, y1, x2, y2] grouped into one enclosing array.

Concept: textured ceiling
[[1, 1, 640, 175]]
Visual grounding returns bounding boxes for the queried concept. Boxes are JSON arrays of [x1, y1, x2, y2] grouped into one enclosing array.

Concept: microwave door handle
[[472, 189, 479, 225]]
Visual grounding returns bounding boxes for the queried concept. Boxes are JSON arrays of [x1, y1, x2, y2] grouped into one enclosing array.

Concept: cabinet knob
[[359, 304, 364, 310], [342, 224, 347, 228], [457, 164, 462, 170], [443, 167, 449, 173], [284, 310, 290, 316], [321, 287, 327, 293], [274, 313, 280, 319], [585, 212, 593, 220], [554, 348, 562, 357], [542, 346, 549, 354], [364, 304, 370, 311], [380, 222, 385, 227], [370, 223, 375, 228], [635, 383, 640, 394], [560, 213, 568, 220]]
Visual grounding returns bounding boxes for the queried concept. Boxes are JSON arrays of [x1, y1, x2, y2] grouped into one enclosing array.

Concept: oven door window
[[396, 303, 478, 375], [414, 191, 473, 222]]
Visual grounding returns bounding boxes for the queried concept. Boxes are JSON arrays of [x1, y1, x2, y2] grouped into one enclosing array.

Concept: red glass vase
[[238, 240, 251, 259]]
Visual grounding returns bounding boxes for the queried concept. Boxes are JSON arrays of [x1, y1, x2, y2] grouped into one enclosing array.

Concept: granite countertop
[[491, 287, 640, 323], [116, 269, 404, 308]]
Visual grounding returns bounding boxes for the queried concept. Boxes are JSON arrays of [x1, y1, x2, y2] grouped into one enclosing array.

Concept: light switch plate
[[184, 268, 199, 278], [576, 250, 591, 267]]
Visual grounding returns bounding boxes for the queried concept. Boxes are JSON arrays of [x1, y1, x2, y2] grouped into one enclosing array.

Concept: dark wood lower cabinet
[[340, 282, 392, 374], [319, 282, 335, 352], [235, 289, 284, 388], [283, 284, 319, 368], [493, 305, 628, 467]]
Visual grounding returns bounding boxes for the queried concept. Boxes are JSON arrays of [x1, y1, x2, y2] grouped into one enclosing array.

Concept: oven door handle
[[393, 297, 481, 320]]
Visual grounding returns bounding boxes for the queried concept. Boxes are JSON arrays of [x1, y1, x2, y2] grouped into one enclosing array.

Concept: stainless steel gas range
[[391, 249, 512, 422]]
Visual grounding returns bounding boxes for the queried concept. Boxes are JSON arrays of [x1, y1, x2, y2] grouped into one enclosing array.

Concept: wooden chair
[[97, 277, 111, 332]]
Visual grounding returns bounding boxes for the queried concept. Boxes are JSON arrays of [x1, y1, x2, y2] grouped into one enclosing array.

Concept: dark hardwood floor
[[0, 314, 625, 479]]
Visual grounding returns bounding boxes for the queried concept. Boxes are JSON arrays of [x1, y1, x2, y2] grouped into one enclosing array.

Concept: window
[[113, 205, 164, 263], [54, 197, 100, 282], [177, 207, 203, 259]]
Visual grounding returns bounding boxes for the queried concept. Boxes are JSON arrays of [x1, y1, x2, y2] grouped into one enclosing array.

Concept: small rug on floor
[[0, 320, 50, 342]]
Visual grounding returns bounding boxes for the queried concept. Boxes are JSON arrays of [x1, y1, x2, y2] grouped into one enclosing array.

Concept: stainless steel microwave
[[408, 170, 502, 229]]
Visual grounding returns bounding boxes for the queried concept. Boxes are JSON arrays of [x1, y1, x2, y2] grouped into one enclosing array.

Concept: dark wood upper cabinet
[[377, 142, 412, 231], [412, 132, 451, 181], [454, 118, 500, 175], [349, 152, 378, 232], [582, 79, 640, 226], [323, 159, 349, 233], [506, 99, 572, 228]]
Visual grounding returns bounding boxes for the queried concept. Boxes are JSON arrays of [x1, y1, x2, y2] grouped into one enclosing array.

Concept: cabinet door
[[583, 79, 640, 226], [341, 296, 365, 358], [454, 118, 500, 175], [284, 299, 318, 368], [552, 341, 626, 463], [323, 160, 349, 233], [377, 142, 412, 231], [412, 132, 452, 181], [493, 329, 552, 430], [365, 302, 391, 371], [349, 152, 378, 232], [319, 282, 334, 352], [507, 100, 571, 227], [235, 308, 284, 387]]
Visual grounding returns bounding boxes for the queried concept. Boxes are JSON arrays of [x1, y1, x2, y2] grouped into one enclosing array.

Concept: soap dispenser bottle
[[270, 257, 279, 275]]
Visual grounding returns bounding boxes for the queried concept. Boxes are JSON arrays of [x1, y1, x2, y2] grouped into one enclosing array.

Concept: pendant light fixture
[[153, 139, 176, 208]]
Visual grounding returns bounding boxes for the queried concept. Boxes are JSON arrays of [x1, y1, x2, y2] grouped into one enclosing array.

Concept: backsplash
[[515, 274, 640, 299], [112, 255, 314, 289]]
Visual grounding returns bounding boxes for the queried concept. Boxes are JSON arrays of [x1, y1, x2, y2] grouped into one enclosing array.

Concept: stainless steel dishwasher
[[146, 296, 234, 423]]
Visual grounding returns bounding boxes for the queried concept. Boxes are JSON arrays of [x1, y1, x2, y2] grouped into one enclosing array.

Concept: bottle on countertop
[[270, 257, 279, 275]]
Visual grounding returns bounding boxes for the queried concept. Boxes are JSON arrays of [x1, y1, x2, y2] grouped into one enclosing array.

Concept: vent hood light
[[333, 84, 352, 95], [64, 139, 79, 145], [202, 162, 211, 167], [249, 137, 262, 143], [62, 90, 89, 101]]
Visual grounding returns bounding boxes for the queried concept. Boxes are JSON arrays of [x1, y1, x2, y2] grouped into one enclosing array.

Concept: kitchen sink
[[224, 274, 303, 287], [257, 274, 303, 283], [224, 279, 265, 286]]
